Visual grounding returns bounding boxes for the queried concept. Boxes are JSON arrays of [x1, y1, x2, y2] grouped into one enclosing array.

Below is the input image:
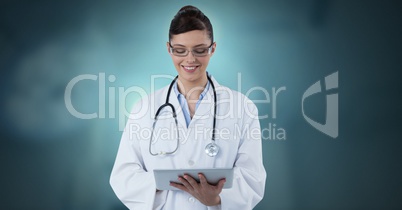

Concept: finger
[[184, 175, 199, 188], [170, 182, 188, 192], [198, 173, 208, 186], [178, 176, 194, 190]]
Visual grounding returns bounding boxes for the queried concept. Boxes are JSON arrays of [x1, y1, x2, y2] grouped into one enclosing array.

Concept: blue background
[[1, 0, 401, 209]]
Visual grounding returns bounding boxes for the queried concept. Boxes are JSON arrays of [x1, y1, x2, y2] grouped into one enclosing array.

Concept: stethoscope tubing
[[149, 73, 217, 156]]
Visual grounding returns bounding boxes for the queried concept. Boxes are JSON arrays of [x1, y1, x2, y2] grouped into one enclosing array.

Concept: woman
[[110, 5, 266, 210]]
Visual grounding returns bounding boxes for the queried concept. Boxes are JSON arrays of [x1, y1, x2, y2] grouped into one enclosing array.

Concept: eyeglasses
[[169, 42, 214, 57]]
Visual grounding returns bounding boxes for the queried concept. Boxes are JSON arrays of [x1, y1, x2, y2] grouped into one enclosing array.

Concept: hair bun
[[178, 5, 199, 13], [169, 5, 213, 42]]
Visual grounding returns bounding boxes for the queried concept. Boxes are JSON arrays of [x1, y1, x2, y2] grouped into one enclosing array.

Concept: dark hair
[[169, 5, 214, 43]]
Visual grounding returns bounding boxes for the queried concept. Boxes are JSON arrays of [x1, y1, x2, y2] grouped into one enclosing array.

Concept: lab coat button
[[188, 160, 194, 166], [188, 197, 195, 203]]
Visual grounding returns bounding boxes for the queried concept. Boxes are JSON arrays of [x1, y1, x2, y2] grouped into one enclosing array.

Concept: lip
[[181, 65, 199, 73]]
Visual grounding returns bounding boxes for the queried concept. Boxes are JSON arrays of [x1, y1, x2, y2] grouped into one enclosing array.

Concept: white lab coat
[[110, 76, 266, 210]]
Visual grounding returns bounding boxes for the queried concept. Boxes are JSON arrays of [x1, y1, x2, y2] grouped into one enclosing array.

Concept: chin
[[178, 69, 205, 82]]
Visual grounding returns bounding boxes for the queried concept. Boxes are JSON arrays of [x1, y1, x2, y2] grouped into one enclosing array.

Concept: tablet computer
[[153, 168, 234, 191]]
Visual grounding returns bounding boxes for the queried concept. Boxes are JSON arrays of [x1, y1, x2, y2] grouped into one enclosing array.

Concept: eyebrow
[[171, 43, 209, 48]]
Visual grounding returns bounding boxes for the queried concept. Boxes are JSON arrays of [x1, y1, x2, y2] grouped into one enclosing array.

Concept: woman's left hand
[[170, 173, 226, 206]]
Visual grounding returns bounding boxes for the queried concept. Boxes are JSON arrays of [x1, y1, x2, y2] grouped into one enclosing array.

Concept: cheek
[[172, 57, 182, 66], [198, 57, 210, 66]]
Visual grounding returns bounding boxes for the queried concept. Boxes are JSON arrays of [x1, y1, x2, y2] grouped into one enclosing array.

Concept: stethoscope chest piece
[[205, 142, 219, 157]]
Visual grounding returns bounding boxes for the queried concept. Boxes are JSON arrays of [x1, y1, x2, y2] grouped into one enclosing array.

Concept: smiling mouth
[[182, 65, 199, 72]]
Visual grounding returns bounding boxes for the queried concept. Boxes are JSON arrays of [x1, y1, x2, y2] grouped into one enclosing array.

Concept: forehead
[[170, 30, 210, 46]]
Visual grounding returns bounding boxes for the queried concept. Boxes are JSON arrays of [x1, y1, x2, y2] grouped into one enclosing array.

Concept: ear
[[166, 42, 172, 54], [210, 42, 217, 57]]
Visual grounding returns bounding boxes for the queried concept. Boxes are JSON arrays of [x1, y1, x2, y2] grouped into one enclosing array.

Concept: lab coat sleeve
[[219, 103, 267, 210], [109, 114, 157, 210]]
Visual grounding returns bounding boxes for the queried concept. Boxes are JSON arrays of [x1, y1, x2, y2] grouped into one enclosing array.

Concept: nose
[[186, 51, 196, 63]]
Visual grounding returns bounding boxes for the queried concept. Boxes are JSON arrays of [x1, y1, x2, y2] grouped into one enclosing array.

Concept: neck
[[177, 75, 208, 100]]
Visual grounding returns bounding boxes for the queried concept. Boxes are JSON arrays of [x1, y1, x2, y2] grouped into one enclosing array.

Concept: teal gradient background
[[1, 0, 401, 209]]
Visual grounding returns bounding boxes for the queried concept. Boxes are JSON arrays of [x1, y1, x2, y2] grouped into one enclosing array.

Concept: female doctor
[[110, 5, 266, 210]]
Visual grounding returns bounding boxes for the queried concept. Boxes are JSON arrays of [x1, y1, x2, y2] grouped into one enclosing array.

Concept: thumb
[[217, 178, 226, 189]]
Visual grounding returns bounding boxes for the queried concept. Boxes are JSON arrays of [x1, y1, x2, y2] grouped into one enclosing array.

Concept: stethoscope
[[149, 73, 219, 157]]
